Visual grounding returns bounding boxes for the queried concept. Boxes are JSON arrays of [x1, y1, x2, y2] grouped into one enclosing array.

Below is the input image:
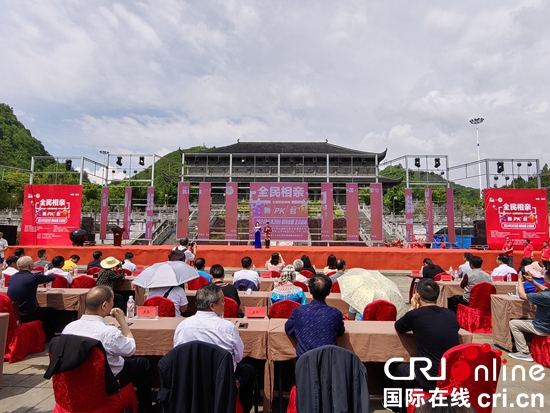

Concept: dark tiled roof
[[204, 142, 387, 159]]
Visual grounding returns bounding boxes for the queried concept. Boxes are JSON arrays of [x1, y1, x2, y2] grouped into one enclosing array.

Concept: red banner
[[100, 186, 109, 240], [176, 182, 190, 239], [321, 183, 333, 241], [446, 188, 456, 244], [425, 188, 433, 243], [346, 183, 359, 241], [369, 183, 383, 242], [405, 188, 414, 243], [145, 187, 154, 240], [197, 182, 211, 240], [123, 187, 132, 240], [249, 183, 309, 241], [225, 183, 238, 240], [20, 184, 83, 246], [485, 188, 549, 250]]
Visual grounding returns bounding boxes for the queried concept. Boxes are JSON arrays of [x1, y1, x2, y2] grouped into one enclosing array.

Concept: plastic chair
[[3, 274, 10, 287], [456, 282, 496, 333], [87, 267, 101, 276], [51, 346, 137, 413], [531, 335, 550, 368], [52, 275, 69, 288], [223, 297, 240, 318], [0, 293, 45, 363], [263, 270, 280, 278], [294, 280, 309, 292], [433, 272, 449, 281], [299, 270, 315, 279], [122, 268, 132, 276], [492, 275, 505, 282], [406, 343, 501, 413], [325, 271, 337, 277], [187, 275, 210, 290], [268, 300, 300, 319], [234, 279, 258, 292], [362, 300, 397, 321], [32, 266, 45, 274], [71, 276, 97, 288], [330, 280, 341, 293], [142, 296, 176, 317]]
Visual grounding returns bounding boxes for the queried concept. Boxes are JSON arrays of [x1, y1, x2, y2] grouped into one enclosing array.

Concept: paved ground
[[1, 275, 549, 412]]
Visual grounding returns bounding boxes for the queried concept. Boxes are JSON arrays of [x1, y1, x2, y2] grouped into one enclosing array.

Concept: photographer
[[96, 256, 127, 312], [169, 238, 196, 263]]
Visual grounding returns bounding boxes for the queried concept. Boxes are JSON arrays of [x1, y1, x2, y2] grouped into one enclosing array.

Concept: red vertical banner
[[225, 182, 238, 240], [144, 187, 154, 240], [100, 186, 109, 240], [425, 188, 433, 243], [405, 188, 414, 243], [123, 187, 132, 240], [197, 182, 211, 240], [176, 182, 190, 239], [346, 183, 359, 241], [369, 183, 383, 242], [20, 184, 83, 245], [321, 183, 333, 241], [446, 188, 456, 244]]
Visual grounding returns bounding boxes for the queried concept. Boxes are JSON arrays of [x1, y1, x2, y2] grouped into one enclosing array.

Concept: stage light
[[65, 160, 72, 171], [527, 162, 532, 167], [241, 158, 246, 164], [361, 158, 367, 165], [434, 158, 441, 168], [265, 157, 269, 164], [505, 176, 510, 181], [517, 162, 522, 167], [290, 157, 295, 164], [139, 156, 145, 166], [312, 157, 317, 164], [116, 157, 123, 166], [497, 161, 504, 174], [338, 157, 343, 164], [414, 158, 421, 168]]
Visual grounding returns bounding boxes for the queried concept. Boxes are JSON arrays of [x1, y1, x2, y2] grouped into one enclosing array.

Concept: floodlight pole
[[469, 118, 484, 199]]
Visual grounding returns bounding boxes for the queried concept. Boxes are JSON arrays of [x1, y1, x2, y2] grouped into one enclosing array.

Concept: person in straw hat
[[96, 256, 126, 311], [270, 265, 307, 306]]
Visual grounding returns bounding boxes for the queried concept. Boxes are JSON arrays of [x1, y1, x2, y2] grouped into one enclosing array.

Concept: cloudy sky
[[1, 0, 549, 183]]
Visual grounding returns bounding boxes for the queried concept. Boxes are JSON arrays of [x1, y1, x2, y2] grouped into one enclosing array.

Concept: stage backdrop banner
[[176, 182, 190, 239], [425, 188, 433, 243], [100, 186, 109, 240], [485, 188, 549, 250], [405, 188, 414, 243], [249, 183, 309, 241], [321, 183, 333, 241], [370, 183, 383, 242], [346, 183, 359, 241], [446, 188, 456, 244], [225, 182, 238, 240], [20, 184, 83, 246], [197, 182, 211, 240], [123, 187, 132, 240], [144, 187, 154, 240]]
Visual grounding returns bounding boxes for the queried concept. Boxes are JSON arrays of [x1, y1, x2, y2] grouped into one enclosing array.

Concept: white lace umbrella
[[338, 268, 408, 318], [131, 261, 200, 288]]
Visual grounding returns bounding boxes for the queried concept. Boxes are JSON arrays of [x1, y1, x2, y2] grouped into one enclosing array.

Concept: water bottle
[[515, 284, 519, 297], [454, 270, 459, 281], [246, 288, 252, 295], [506, 273, 511, 283], [46, 282, 52, 291], [274, 278, 279, 288], [127, 296, 135, 319], [449, 266, 453, 276], [0, 276, 4, 289]]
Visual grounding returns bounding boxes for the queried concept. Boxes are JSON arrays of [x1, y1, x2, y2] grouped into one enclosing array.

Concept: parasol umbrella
[[131, 261, 200, 289], [338, 268, 408, 318]]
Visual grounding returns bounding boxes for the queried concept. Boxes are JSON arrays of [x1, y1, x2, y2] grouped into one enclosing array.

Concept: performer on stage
[[502, 236, 514, 269], [254, 222, 262, 249], [264, 221, 272, 249]]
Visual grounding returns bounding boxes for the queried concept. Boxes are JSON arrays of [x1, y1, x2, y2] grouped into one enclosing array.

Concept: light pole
[[99, 150, 109, 185], [469, 118, 484, 198]]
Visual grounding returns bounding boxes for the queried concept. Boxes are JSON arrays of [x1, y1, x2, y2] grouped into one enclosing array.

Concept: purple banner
[[176, 182, 190, 239], [225, 182, 238, 240], [446, 188, 456, 244], [145, 187, 154, 240], [321, 183, 333, 241], [100, 186, 109, 240], [346, 183, 359, 241], [425, 188, 433, 243], [405, 188, 414, 243], [197, 182, 211, 240], [123, 186, 132, 240], [370, 183, 383, 242]]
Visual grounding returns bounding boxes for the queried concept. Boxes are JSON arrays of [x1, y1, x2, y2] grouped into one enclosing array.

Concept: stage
[[7, 244, 508, 272]]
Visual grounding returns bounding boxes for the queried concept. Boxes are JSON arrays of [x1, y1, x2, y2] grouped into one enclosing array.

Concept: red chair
[[510, 273, 518, 282], [406, 343, 501, 413], [52, 275, 69, 288], [32, 266, 45, 273], [433, 272, 450, 281], [87, 267, 101, 276], [142, 296, 176, 317], [299, 270, 315, 279], [362, 300, 397, 321], [492, 275, 505, 282], [0, 293, 45, 363], [268, 300, 300, 319], [223, 297, 240, 318], [456, 282, 496, 333], [294, 280, 309, 292], [330, 281, 341, 293], [187, 275, 210, 290], [52, 346, 137, 413], [71, 276, 97, 288], [263, 270, 280, 278], [531, 335, 550, 368], [326, 270, 337, 276], [122, 268, 132, 276], [3, 274, 10, 287]]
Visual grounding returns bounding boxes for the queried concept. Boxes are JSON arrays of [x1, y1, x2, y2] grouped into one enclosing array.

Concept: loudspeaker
[[471, 237, 487, 246], [0, 225, 18, 247], [81, 217, 95, 234]]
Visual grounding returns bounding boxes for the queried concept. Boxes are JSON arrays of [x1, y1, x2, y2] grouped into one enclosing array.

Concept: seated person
[[210, 264, 240, 309], [491, 254, 517, 278], [96, 257, 126, 311], [421, 258, 445, 279], [285, 275, 345, 356], [171, 238, 196, 263], [87, 251, 103, 271], [45, 255, 73, 285], [147, 284, 188, 317], [458, 252, 473, 278], [270, 265, 307, 306], [448, 255, 492, 313], [323, 254, 337, 275], [122, 252, 138, 272], [292, 259, 309, 283], [300, 255, 316, 274], [232, 256, 261, 289], [62, 254, 80, 272], [265, 252, 285, 272], [329, 259, 346, 283], [522, 261, 546, 293], [194, 258, 212, 282], [34, 249, 53, 270], [2, 255, 19, 276]]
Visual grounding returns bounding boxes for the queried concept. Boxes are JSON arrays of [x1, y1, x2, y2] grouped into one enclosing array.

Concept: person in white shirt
[[232, 256, 261, 288], [292, 259, 309, 283], [173, 284, 253, 413], [0, 232, 8, 264], [2, 256, 19, 276], [171, 238, 196, 262], [122, 252, 138, 272], [62, 285, 152, 412], [45, 256, 73, 285], [458, 252, 474, 277], [492, 254, 518, 278], [147, 286, 188, 317]]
